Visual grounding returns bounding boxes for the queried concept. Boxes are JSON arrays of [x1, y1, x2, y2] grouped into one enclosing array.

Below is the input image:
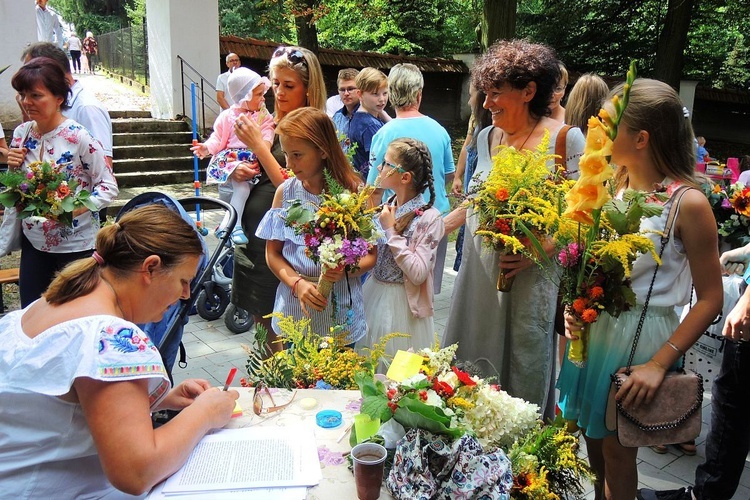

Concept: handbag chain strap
[[625, 185, 693, 372]]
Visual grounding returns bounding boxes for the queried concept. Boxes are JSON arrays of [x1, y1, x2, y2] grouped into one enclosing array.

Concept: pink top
[[203, 105, 275, 155], [383, 207, 445, 317]]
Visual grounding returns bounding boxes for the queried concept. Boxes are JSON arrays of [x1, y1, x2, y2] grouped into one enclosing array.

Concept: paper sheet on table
[[147, 480, 307, 499], [160, 426, 321, 495], [386, 350, 424, 382]]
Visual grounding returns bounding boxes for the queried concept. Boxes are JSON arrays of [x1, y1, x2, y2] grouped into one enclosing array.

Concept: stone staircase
[[111, 110, 207, 188], [108, 110, 211, 215]]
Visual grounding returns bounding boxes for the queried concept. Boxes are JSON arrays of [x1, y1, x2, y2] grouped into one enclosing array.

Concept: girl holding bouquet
[[556, 79, 723, 500], [256, 108, 375, 348], [356, 138, 444, 368]]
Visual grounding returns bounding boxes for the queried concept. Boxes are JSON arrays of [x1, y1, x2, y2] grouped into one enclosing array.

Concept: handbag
[[0, 207, 22, 256], [604, 186, 703, 448]]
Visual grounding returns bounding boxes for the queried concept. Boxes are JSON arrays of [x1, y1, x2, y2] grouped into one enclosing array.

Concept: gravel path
[[76, 72, 151, 111]]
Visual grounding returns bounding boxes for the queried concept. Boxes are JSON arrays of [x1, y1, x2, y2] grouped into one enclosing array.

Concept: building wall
[[0, 0, 39, 130], [146, 0, 220, 122]]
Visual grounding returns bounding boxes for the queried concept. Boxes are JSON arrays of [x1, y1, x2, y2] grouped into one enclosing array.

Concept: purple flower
[[26, 172, 34, 179], [340, 237, 369, 265], [304, 234, 320, 248], [19, 183, 29, 192], [722, 199, 732, 209]]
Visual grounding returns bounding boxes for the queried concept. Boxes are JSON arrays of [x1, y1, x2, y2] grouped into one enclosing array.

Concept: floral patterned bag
[[386, 428, 513, 499]]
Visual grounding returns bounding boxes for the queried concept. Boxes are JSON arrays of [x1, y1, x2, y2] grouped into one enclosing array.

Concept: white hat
[[227, 67, 270, 105]]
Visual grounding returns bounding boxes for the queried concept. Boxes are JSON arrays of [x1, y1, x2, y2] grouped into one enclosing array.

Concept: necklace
[[100, 277, 125, 318], [501, 117, 541, 151]]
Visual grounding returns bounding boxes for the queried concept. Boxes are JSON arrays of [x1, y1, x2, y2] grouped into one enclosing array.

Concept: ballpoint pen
[[223, 367, 238, 391]]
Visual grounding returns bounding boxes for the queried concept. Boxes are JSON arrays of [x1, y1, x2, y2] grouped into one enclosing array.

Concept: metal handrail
[[177, 55, 221, 136]]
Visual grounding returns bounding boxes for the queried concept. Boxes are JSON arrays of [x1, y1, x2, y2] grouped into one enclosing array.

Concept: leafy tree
[[50, 0, 129, 34], [219, 0, 293, 43], [653, 0, 696, 89]]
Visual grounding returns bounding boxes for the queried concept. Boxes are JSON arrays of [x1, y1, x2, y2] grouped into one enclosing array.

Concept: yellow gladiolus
[[585, 117, 613, 156], [578, 151, 614, 184], [565, 182, 610, 216]]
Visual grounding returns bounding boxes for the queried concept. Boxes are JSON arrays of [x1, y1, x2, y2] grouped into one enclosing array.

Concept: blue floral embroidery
[[24, 137, 39, 150], [57, 151, 74, 165], [99, 326, 152, 353]]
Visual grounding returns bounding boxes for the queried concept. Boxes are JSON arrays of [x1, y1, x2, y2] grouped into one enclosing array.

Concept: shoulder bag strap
[[555, 124, 572, 173], [625, 185, 694, 371]]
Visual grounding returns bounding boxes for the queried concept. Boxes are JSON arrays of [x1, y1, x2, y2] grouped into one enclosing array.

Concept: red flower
[[432, 378, 455, 397], [582, 308, 599, 323], [452, 366, 477, 386], [495, 188, 509, 201], [419, 390, 428, 401], [57, 184, 70, 197], [588, 286, 604, 300], [387, 401, 398, 413], [572, 298, 587, 314], [387, 388, 397, 400]]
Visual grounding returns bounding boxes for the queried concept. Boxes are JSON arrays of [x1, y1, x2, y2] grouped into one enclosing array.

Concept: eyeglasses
[[272, 47, 307, 67], [338, 86, 357, 94], [379, 160, 406, 173], [253, 381, 297, 416]]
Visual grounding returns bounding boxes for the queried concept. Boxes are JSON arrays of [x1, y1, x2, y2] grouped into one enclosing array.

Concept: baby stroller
[[195, 236, 254, 334], [116, 192, 236, 376]]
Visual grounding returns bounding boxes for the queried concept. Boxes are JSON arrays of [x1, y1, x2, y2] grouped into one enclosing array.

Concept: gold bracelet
[[649, 358, 668, 371], [666, 340, 684, 355]]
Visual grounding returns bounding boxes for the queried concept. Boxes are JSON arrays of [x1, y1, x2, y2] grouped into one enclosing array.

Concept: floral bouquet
[[356, 344, 539, 450], [469, 132, 569, 291], [508, 418, 595, 499], [701, 181, 750, 249], [284, 171, 379, 298], [242, 313, 406, 390], [557, 61, 663, 366], [0, 161, 97, 227]]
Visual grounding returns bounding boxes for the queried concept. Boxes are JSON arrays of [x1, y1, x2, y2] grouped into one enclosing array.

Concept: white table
[[227, 388, 392, 499]]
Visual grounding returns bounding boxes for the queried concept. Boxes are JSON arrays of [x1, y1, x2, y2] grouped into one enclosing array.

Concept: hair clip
[[683, 106, 690, 118]]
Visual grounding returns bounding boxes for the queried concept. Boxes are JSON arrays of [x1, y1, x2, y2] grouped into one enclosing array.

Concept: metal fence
[[97, 23, 149, 86]]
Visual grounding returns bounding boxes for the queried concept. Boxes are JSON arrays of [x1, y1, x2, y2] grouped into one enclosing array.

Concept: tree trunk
[[294, 0, 319, 55], [481, 0, 517, 50], [653, 0, 696, 89]]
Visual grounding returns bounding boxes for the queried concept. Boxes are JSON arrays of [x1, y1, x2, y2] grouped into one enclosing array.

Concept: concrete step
[[113, 156, 207, 175], [114, 143, 193, 160], [109, 110, 151, 119], [113, 131, 194, 146], [114, 169, 203, 188], [112, 118, 189, 133]]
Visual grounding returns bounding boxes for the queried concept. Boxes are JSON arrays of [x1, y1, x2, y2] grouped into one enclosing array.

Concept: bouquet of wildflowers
[[702, 181, 750, 249], [469, 132, 569, 291], [508, 418, 595, 499], [557, 62, 663, 366], [284, 171, 380, 297], [0, 161, 97, 227], [241, 313, 405, 389], [355, 343, 539, 450]]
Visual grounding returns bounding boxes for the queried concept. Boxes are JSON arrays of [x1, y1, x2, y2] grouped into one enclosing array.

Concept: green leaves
[[285, 200, 314, 226], [603, 189, 665, 236], [394, 398, 464, 438]]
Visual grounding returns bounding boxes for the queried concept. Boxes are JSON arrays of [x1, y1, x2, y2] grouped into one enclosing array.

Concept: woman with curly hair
[[442, 39, 585, 419]]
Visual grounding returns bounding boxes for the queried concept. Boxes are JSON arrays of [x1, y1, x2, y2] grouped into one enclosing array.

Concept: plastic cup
[[353, 413, 380, 444], [351, 442, 387, 500]]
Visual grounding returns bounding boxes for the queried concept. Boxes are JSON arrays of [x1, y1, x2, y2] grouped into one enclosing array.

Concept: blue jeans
[[694, 339, 750, 500]]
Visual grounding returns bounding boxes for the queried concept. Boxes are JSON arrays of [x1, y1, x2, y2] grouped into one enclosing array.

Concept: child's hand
[[190, 141, 208, 159], [297, 280, 327, 315], [379, 204, 396, 230], [563, 313, 583, 340], [242, 160, 261, 178], [321, 266, 345, 283]]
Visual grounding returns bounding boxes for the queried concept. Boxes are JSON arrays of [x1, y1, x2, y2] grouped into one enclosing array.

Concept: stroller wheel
[[196, 287, 230, 321], [225, 303, 253, 334]]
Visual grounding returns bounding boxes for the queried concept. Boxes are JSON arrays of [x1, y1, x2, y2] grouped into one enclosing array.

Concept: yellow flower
[[564, 183, 610, 222], [585, 117, 613, 156], [578, 150, 614, 184]]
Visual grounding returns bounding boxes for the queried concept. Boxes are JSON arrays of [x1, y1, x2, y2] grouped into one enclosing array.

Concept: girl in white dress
[[357, 138, 445, 370]]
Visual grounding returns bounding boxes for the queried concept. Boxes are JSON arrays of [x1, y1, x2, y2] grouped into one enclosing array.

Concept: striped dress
[[256, 177, 367, 344]]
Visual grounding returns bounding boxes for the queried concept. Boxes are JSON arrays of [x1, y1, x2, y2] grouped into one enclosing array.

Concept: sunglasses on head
[[253, 381, 297, 416], [272, 47, 307, 67]]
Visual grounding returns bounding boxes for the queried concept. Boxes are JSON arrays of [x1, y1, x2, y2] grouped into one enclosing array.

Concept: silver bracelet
[[666, 340, 684, 355]]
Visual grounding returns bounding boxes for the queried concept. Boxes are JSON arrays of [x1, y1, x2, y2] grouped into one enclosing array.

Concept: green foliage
[[603, 190, 666, 235], [50, 0, 127, 34], [219, 0, 293, 43]]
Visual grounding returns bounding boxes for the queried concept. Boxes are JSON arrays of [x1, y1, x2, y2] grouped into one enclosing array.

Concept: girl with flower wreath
[[256, 108, 375, 349], [355, 138, 444, 370], [556, 79, 723, 500]]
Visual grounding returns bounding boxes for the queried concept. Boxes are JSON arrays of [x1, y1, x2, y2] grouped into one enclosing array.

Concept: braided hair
[[386, 138, 436, 235]]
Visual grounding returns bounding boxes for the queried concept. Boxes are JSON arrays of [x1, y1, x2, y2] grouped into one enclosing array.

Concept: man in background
[[35, 0, 63, 48], [216, 53, 241, 110]]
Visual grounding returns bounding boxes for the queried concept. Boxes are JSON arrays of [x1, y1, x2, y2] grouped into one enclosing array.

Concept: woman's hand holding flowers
[[563, 312, 583, 340], [297, 280, 327, 315], [7, 147, 26, 169]]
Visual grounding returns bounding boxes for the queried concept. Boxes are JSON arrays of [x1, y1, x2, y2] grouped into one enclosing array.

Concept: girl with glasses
[[355, 138, 443, 370]]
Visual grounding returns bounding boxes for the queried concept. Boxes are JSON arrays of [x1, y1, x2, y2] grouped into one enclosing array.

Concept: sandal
[[677, 440, 697, 456], [649, 444, 668, 454]]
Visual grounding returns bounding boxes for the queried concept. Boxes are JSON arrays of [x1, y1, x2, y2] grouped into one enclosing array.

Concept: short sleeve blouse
[[0, 310, 170, 498]]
